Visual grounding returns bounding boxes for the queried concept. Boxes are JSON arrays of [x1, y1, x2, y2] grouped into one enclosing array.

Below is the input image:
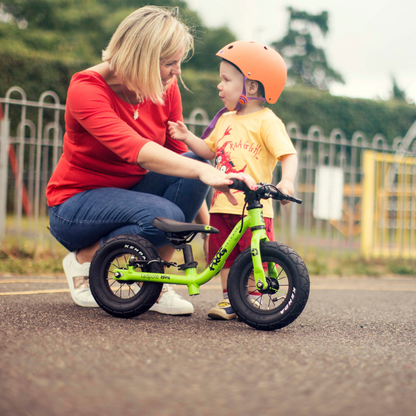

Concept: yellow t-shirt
[[204, 108, 296, 218]]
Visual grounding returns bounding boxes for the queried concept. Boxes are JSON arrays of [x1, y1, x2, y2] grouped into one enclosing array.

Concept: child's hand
[[276, 179, 294, 206], [168, 121, 189, 142]]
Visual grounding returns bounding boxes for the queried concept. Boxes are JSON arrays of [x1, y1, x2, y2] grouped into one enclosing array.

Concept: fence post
[[361, 150, 376, 259], [0, 117, 10, 242]]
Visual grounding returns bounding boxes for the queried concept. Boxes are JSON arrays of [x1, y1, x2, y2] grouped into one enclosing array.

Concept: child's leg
[[208, 266, 236, 320], [220, 268, 230, 298], [221, 268, 256, 299], [207, 213, 239, 320]]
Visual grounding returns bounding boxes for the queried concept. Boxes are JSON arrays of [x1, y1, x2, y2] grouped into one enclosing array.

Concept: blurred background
[[1, 0, 416, 276]]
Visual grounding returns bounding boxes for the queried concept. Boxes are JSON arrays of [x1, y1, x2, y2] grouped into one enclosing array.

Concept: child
[[168, 40, 298, 320]]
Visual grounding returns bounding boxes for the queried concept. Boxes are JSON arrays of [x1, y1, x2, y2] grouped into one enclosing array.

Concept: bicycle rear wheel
[[227, 241, 310, 330], [89, 234, 163, 318]]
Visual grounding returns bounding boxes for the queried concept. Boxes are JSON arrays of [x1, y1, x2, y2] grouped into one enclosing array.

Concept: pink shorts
[[208, 213, 275, 269]]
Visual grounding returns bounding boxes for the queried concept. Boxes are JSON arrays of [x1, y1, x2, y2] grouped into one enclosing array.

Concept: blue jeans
[[48, 152, 209, 252]]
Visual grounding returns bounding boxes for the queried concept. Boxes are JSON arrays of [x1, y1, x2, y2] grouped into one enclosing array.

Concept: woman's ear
[[246, 80, 259, 96]]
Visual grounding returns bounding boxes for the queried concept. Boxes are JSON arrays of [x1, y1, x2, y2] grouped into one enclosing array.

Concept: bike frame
[[113, 206, 276, 296]]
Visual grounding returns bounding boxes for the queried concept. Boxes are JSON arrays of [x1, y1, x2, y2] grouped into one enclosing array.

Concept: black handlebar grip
[[270, 187, 302, 204], [228, 178, 251, 193], [286, 195, 302, 204]]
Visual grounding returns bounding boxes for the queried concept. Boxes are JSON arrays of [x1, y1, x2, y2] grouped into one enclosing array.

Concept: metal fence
[[361, 150, 416, 259], [1, 87, 416, 258], [280, 122, 416, 259]]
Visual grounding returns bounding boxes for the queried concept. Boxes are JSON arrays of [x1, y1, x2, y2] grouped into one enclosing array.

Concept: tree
[[272, 7, 344, 91], [0, 0, 108, 63], [190, 26, 235, 71], [0, 0, 235, 69], [391, 76, 407, 102]]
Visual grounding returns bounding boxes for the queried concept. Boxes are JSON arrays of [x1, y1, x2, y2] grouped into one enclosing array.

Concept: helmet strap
[[200, 107, 229, 140], [235, 76, 266, 111], [200, 77, 265, 140]]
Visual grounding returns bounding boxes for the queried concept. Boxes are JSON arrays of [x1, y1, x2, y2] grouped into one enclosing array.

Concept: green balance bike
[[89, 179, 310, 331]]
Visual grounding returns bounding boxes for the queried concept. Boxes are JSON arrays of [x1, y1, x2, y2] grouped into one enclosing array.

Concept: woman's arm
[[137, 141, 256, 205]]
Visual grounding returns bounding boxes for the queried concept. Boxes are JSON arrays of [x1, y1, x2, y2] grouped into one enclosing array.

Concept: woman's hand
[[199, 167, 257, 206], [168, 120, 189, 142]]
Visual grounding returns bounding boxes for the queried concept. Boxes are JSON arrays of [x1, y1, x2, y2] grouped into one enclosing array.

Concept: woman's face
[[160, 47, 184, 88], [217, 60, 244, 110]]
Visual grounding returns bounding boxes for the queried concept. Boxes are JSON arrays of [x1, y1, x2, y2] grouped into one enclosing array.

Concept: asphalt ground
[[0, 274, 415, 416]]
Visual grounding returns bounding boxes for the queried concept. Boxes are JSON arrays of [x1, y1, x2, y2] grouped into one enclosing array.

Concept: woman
[[46, 6, 255, 312]]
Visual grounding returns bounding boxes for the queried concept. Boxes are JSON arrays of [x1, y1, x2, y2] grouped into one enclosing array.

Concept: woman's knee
[[151, 201, 185, 223]]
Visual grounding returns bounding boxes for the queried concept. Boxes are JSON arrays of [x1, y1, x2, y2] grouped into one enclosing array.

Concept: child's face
[[217, 60, 245, 110]]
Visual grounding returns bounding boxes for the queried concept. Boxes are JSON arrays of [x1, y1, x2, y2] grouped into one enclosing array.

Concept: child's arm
[[277, 153, 298, 205], [168, 121, 216, 160]]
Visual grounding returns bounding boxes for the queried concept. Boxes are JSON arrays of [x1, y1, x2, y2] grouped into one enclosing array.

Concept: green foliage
[[0, 0, 107, 62], [180, 69, 222, 111], [0, 241, 67, 275], [298, 251, 416, 277], [0, 50, 90, 103], [271, 85, 416, 141], [190, 26, 236, 71], [0, 0, 234, 71], [179, 70, 416, 143], [391, 76, 408, 102], [388, 260, 416, 275], [272, 7, 344, 90]]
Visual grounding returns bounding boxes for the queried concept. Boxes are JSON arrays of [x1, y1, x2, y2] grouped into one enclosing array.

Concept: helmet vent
[[264, 46, 268, 50], [228, 45, 234, 49]]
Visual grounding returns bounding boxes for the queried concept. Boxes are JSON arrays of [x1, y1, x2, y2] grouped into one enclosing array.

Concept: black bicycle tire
[[227, 241, 310, 331], [89, 234, 163, 318]]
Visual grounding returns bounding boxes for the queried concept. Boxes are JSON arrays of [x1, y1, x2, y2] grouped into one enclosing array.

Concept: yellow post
[[361, 151, 376, 259]]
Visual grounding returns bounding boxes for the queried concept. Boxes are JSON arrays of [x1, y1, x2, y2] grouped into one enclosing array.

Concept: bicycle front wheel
[[227, 241, 310, 331], [89, 234, 163, 318]]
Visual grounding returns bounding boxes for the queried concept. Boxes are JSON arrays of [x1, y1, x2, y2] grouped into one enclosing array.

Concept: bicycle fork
[[246, 207, 277, 291]]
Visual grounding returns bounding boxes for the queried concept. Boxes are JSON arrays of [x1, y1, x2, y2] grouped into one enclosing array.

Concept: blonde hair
[[102, 6, 193, 105]]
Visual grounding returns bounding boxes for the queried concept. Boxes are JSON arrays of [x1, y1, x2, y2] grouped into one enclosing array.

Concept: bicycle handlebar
[[228, 178, 252, 193], [228, 179, 302, 204]]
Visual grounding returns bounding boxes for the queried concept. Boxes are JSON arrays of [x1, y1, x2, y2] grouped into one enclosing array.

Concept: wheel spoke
[[113, 284, 123, 297], [237, 252, 294, 316], [101, 255, 137, 299]]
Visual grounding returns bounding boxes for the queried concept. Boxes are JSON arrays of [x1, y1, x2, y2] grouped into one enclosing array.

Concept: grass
[[0, 239, 67, 276], [1, 237, 416, 278]]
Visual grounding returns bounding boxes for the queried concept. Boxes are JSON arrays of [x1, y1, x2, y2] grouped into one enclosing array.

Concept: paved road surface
[[0, 275, 415, 416]]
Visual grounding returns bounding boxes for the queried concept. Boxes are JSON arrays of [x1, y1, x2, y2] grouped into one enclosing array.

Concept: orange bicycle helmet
[[216, 40, 287, 104]]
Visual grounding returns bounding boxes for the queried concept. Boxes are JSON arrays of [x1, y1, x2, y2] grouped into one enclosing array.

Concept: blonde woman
[[46, 6, 255, 312]]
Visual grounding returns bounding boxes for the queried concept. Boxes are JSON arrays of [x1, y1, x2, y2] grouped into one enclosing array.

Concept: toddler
[[169, 40, 298, 320]]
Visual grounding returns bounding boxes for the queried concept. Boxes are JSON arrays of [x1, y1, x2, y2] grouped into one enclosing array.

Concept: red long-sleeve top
[[46, 71, 187, 206]]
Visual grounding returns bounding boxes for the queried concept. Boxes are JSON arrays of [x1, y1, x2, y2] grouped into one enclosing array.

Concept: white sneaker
[[62, 252, 99, 308], [149, 284, 194, 315]]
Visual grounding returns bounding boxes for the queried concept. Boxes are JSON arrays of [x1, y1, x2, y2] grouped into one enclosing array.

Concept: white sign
[[313, 165, 344, 220]]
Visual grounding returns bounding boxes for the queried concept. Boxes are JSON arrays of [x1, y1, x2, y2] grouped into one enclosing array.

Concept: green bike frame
[[113, 206, 277, 296]]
